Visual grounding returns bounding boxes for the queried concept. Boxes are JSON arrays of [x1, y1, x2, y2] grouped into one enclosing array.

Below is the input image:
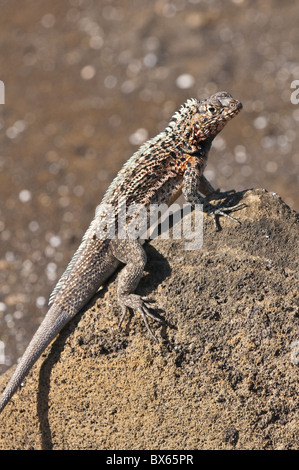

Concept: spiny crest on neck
[[165, 98, 199, 134]]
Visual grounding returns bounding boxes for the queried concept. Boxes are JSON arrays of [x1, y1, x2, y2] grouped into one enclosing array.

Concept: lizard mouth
[[227, 101, 242, 117]]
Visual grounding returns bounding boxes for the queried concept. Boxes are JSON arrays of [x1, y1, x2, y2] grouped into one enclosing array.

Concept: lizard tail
[[0, 304, 71, 413]]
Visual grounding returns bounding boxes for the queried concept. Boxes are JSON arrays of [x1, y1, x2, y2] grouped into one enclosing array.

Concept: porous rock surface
[[0, 189, 298, 450]]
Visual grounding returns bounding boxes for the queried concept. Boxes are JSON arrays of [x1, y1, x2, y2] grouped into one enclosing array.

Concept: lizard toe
[[118, 294, 163, 341]]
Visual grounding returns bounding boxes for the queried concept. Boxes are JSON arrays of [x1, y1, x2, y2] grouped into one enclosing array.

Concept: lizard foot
[[206, 201, 246, 230], [118, 294, 164, 341]]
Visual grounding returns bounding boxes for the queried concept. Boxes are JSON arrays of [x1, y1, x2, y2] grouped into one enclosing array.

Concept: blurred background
[[0, 0, 298, 372]]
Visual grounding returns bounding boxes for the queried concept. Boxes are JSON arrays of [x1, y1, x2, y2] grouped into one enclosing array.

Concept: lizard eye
[[208, 106, 216, 114]]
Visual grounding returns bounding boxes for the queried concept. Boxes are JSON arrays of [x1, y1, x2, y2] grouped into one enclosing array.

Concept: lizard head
[[192, 91, 242, 142], [166, 92, 242, 150]]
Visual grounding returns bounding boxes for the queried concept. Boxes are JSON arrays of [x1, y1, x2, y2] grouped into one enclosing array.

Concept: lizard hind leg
[[111, 239, 164, 341]]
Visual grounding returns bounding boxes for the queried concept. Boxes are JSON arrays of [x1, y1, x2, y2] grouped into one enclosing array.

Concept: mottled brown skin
[[0, 92, 243, 413]]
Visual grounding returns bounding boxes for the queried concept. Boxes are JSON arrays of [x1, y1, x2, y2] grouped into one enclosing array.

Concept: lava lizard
[[0, 91, 243, 413]]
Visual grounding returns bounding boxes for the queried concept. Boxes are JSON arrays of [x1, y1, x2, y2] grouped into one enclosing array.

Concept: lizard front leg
[[110, 238, 163, 341], [182, 157, 244, 229]]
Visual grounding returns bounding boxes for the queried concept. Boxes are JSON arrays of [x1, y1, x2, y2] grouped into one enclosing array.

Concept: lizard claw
[[118, 294, 164, 342], [206, 201, 246, 230]]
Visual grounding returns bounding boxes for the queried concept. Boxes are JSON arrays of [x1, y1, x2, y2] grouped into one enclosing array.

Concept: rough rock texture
[[0, 189, 298, 450]]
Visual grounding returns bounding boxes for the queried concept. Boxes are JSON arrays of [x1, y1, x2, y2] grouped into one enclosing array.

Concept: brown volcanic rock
[[0, 189, 298, 450]]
